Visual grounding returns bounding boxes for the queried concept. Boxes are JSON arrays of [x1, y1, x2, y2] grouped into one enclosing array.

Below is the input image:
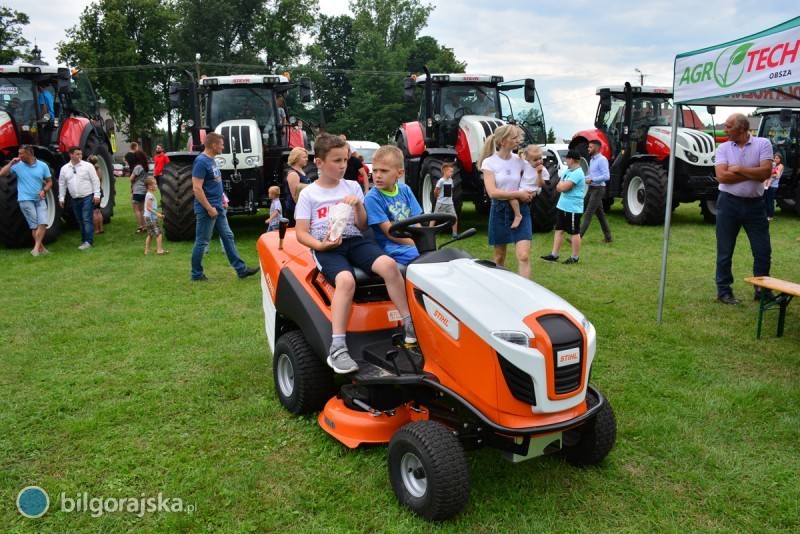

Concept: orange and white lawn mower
[[257, 214, 616, 520]]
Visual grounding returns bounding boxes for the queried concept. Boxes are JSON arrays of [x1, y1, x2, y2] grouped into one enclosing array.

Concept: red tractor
[[570, 82, 718, 225], [0, 64, 115, 248], [397, 67, 559, 232]]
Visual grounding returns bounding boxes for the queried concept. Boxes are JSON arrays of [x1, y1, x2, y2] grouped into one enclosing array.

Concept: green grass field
[[2, 182, 799, 531]]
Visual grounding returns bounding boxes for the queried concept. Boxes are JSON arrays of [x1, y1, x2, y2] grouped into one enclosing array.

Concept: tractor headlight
[[492, 331, 530, 347], [683, 149, 699, 163], [214, 156, 226, 167], [245, 156, 259, 166]]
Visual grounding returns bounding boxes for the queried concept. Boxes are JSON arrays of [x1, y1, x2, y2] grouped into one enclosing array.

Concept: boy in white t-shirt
[[143, 177, 168, 255], [509, 145, 549, 229], [264, 185, 282, 231], [294, 135, 416, 374], [430, 162, 458, 238]]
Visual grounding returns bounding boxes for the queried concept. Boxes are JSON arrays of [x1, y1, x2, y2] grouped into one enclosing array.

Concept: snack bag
[[328, 202, 352, 241]]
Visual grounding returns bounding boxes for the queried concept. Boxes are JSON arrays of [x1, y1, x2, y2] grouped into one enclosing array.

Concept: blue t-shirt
[[556, 167, 586, 214], [365, 183, 422, 263], [192, 153, 224, 213], [10, 159, 51, 201], [38, 90, 55, 117]]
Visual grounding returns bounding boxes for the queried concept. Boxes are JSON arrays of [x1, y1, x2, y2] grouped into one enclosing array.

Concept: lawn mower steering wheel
[[454, 107, 474, 120], [389, 213, 457, 254]]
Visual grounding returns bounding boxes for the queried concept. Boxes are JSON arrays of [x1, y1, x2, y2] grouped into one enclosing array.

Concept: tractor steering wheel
[[453, 107, 474, 120], [389, 213, 457, 255]]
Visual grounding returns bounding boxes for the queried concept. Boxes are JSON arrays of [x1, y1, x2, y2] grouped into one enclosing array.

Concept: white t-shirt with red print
[[295, 179, 365, 242]]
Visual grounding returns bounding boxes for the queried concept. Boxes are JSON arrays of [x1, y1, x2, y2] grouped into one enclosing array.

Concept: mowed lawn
[[2, 180, 799, 531]]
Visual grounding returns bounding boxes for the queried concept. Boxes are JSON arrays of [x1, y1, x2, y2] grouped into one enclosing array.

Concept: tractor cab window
[[499, 80, 546, 145], [0, 76, 36, 124], [70, 71, 100, 119], [761, 112, 798, 164], [597, 95, 627, 138], [631, 97, 672, 130], [207, 86, 277, 141]]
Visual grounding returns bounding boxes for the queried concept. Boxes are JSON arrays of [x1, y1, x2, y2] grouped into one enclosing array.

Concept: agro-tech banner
[[673, 16, 800, 106]]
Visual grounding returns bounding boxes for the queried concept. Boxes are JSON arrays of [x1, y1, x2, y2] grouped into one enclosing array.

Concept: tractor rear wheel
[[621, 162, 667, 225], [273, 330, 335, 415], [700, 199, 717, 224], [0, 161, 62, 248], [85, 137, 116, 223], [161, 161, 197, 241], [388, 421, 471, 521], [531, 159, 559, 233], [563, 392, 617, 467]]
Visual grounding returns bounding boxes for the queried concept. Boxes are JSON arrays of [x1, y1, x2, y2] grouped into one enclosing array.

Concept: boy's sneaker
[[78, 242, 92, 250], [563, 257, 579, 264], [404, 322, 417, 345], [327, 346, 358, 374], [540, 253, 559, 262]]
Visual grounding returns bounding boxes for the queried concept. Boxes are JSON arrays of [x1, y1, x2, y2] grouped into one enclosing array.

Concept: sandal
[[156, 250, 169, 255]]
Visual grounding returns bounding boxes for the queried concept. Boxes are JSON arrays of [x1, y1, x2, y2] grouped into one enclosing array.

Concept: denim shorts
[[18, 199, 48, 229], [312, 236, 385, 285], [488, 200, 532, 246], [132, 193, 146, 204]]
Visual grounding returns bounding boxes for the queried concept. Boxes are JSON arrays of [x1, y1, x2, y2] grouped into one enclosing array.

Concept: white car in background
[[347, 140, 380, 175], [539, 143, 570, 179]]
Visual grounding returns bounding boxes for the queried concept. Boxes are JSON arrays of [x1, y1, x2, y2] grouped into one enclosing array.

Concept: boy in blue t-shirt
[[364, 146, 423, 265], [541, 149, 586, 264]]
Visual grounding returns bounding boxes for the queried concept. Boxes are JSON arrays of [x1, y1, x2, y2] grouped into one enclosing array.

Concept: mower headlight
[[214, 156, 226, 167], [683, 149, 699, 163], [245, 156, 259, 166], [492, 331, 530, 347]]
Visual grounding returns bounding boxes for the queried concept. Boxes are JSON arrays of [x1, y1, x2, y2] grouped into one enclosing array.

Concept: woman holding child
[[479, 124, 534, 279]]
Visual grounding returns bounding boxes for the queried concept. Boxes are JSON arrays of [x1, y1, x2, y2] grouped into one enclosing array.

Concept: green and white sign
[[674, 16, 800, 105]]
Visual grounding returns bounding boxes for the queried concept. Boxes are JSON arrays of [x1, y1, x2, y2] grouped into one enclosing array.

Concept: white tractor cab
[[0, 63, 115, 248], [163, 72, 321, 241], [570, 82, 718, 225], [755, 108, 799, 215], [397, 67, 559, 232]]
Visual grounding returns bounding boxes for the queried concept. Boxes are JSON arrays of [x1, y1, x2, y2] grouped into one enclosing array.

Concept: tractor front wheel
[[161, 161, 197, 241], [700, 199, 717, 224], [622, 162, 667, 225], [388, 421, 470, 521], [531, 159, 559, 233], [0, 161, 62, 248], [85, 137, 116, 223]]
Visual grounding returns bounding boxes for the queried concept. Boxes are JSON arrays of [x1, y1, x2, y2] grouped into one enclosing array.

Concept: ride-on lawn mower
[[256, 214, 616, 521]]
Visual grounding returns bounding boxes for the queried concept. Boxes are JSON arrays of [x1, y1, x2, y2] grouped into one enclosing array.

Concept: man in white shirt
[[59, 146, 101, 250]]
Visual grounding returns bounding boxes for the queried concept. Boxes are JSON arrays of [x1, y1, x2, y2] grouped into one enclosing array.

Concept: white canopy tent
[[658, 16, 800, 322]]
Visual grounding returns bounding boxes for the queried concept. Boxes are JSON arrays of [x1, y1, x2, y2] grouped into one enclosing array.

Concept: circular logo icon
[[17, 486, 50, 518], [714, 42, 755, 88]]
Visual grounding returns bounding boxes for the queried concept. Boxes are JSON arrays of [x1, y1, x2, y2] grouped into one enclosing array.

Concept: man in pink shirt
[[714, 113, 773, 305]]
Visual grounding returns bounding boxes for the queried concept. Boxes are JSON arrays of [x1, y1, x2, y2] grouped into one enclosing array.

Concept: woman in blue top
[[284, 147, 310, 225]]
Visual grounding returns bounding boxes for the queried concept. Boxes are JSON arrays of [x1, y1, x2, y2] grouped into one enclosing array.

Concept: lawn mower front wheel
[[387, 420, 470, 521]]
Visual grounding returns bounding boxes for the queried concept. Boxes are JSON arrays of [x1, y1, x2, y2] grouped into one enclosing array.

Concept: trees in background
[[0, 5, 31, 64], [32, 0, 467, 145]]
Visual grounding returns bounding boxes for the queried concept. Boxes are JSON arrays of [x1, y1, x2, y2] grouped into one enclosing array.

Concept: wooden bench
[[744, 276, 800, 339]]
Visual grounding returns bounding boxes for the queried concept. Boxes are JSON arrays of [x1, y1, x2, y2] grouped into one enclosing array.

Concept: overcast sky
[[5, 0, 793, 139]]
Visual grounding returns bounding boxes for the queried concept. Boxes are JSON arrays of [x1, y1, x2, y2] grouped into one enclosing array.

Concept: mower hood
[[406, 258, 589, 340]]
